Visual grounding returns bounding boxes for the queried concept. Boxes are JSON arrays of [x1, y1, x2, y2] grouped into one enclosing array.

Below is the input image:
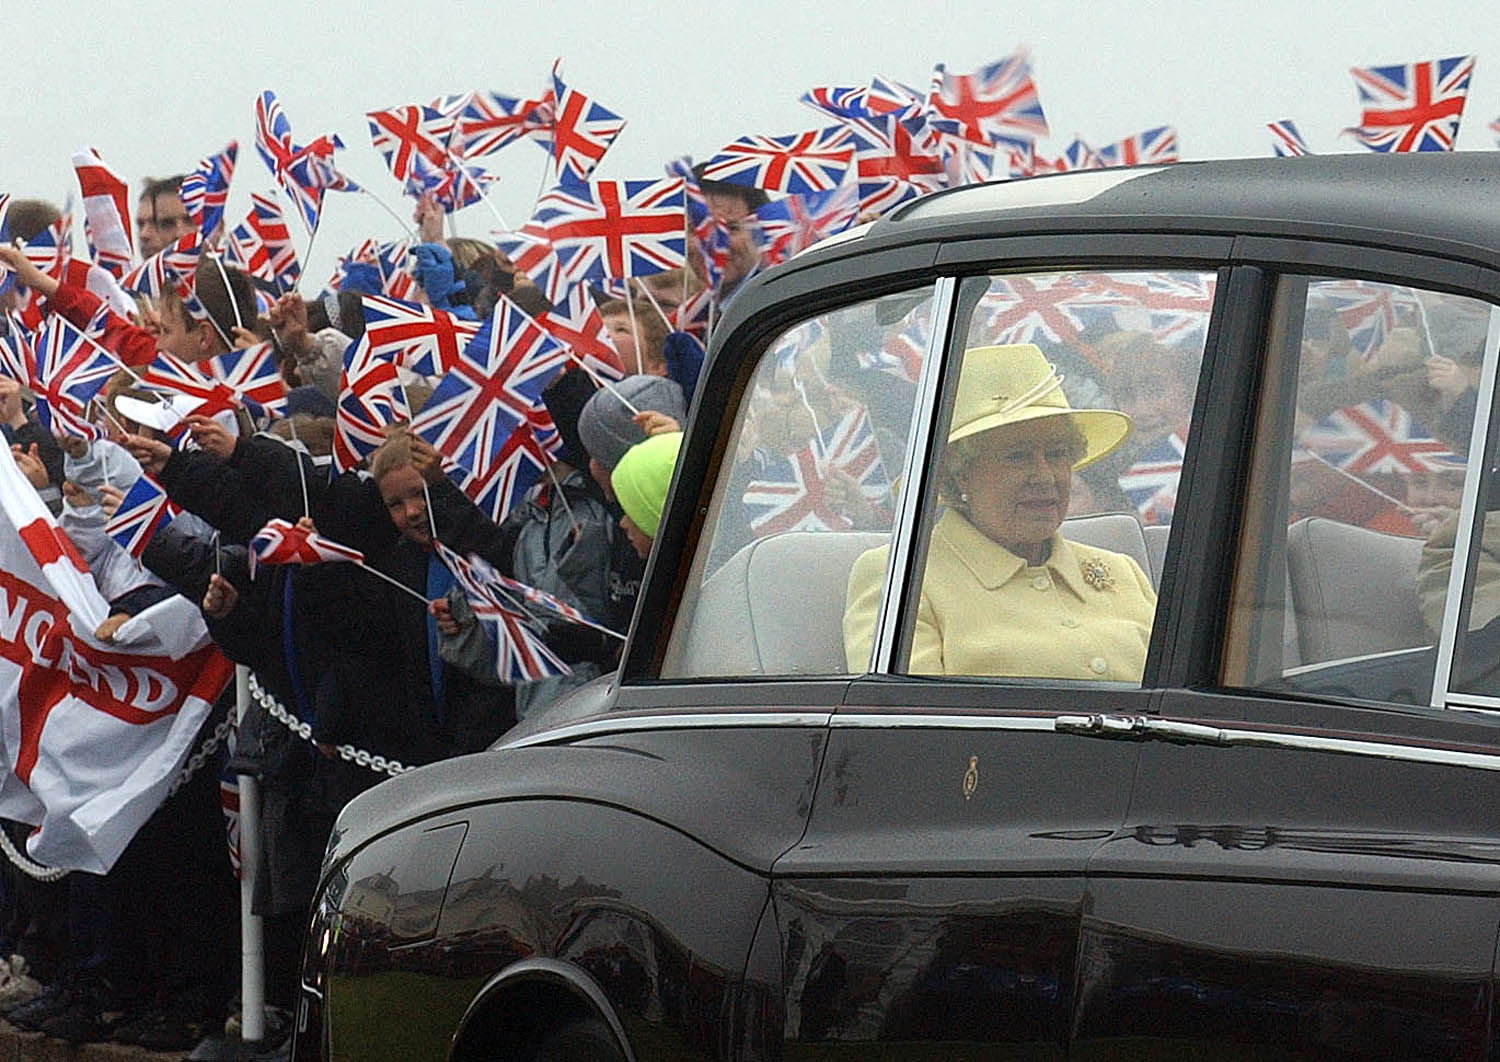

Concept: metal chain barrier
[[0, 828, 69, 883], [247, 672, 410, 778]]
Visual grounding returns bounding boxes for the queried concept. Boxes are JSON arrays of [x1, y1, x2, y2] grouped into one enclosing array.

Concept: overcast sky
[[4, 0, 1498, 283]]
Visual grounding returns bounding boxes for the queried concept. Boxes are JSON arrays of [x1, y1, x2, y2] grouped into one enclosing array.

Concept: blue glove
[[662, 331, 705, 400], [338, 261, 383, 296], [410, 243, 468, 308]]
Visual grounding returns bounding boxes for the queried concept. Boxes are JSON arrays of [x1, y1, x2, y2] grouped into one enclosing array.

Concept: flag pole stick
[[543, 462, 582, 539], [443, 149, 509, 232], [1294, 445, 1417, 513], [636, 280, 674, 333], [569, 357, 640, 414], [356, 558, 434, 606], [358, 188, 417, 239], [234, 664, 267, 1046], [286, 415, 310, 518], [623, 283, 643, 374]]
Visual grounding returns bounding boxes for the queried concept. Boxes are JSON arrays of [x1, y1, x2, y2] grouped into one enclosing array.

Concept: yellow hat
[[947, 344, 1131, 468]]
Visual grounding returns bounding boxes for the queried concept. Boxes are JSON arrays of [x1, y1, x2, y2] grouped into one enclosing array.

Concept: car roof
[[773, 153, 1500, 276]]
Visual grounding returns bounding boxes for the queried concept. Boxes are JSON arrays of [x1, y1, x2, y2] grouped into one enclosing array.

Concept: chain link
[[0, 827, 69, 882], [247, 672, 410, 778]]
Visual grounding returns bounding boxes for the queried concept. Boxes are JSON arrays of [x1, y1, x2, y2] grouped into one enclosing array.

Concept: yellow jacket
[[844, 508, 1157, 680]]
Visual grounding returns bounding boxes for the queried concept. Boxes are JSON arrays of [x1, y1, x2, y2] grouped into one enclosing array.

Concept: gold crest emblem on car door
[[963, 755, 979, 801]]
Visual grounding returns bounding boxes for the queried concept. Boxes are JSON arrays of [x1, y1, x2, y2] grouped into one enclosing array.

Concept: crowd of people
[[0, 146, 1493, 1057], [0, 171, 761, 1053]]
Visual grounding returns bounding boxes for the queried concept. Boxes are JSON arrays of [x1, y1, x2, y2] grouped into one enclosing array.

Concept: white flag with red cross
[[0, 447, 232, 873]]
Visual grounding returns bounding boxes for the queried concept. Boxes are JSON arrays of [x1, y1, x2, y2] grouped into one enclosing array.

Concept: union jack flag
[[137, 354, 236, 415], [700, 127, 856, 195], [454, 90, 553, 158], [179, 141, 238, 237], [800, 84, 878, 123], [121, 230, 201, 299], [1101, 271, 1217, 347], [71, 148, 133, 278], [33, 315, 120, 440], [361, 294, 482, 376], [11, 214, 71, 283], [865, 306, 931, 382], [328, 238, 416, 300], [1117, 430, 1188, 526], [1299, 399, 1450, 476], [973, 273, 1133, 348], [932, 129, 1001, 186], [204, 343, 288, 417], [754, 183, 860, 266], [534, 286, 625, 380], [1312, 278, 1417, 359], [1057, 137, 1104, 172], [254, 90, 361, 234], [333, 335, 406, 472], [549, 62, 626, 182], [367, 103, 452, 183], [494, 223, 571, 305], [104, 473, 180, 560], [222, 192, 300, 295], [249, 517, 365, 577], [845, 117, 947, 216], [1269, 119, 1311, 157], [534, 177, 685, 284], [743, 406, 890, 536], [926, 51, 1049, 146], [404, 152, 497, 213], [432, 540, 569, 682], [454, 419, 554, 524], [1345, 55, 1475, 153], [412, 302, 568, 497], [0, 313, 36, 385], [1097, 126, 1179, 167], [866, 75, 928, 119], [665, 156, 729, 291]]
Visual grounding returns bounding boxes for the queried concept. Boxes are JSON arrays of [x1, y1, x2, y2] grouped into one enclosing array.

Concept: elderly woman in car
[[843, 344, 1157, 680]]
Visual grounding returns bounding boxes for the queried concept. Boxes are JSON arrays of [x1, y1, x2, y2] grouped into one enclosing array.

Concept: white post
[[236, 664, 267, 1044]]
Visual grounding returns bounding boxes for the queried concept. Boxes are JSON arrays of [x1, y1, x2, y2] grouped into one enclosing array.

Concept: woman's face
[[956, 418, 1076, 560]]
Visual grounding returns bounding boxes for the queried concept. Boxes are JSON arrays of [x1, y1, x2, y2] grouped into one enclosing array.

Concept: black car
[[292, 153, 1500, 1060]]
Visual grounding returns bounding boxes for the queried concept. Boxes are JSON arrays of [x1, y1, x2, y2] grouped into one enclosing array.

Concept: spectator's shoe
[[35, 977, 131, 1043], [113, 1000, 219, 1052], [0, 954, 41, 1009], [4, 979, 67, 1029]]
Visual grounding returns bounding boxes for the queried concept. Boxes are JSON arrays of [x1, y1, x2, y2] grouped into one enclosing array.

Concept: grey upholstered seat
[[1284, 517, 1429, 664], [675, 511, 1157, 678]]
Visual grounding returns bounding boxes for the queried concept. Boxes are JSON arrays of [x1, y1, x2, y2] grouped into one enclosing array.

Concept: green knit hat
[[611, 432, 683, 537]]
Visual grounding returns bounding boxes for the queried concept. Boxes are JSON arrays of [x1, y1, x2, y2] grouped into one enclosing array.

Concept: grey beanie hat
[[578, 374, 688, 472]]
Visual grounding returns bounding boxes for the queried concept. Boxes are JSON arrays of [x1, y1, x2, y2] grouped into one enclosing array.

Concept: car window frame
[[1213, 242, 1500, 722]]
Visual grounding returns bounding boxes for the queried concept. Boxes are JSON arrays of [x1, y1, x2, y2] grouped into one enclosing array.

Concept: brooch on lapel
[[1081, 556, 1114, 591]]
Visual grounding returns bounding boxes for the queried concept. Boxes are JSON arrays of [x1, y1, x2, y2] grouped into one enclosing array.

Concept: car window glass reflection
[[660, 286, 936, 679], [856, 269, 1216, 683], [1224, 278, 1495, 707]]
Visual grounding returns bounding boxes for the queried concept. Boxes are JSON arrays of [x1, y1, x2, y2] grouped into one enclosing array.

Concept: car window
[[660, 285, 937, 679], [1222, 276, 1497, 707], [869, 268, 1217, 683]]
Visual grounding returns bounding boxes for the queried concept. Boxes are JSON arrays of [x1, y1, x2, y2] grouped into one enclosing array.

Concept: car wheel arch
[[449, 957, 636, 1062]]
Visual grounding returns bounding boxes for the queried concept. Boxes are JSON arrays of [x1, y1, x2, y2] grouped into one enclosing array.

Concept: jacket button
[[1089, 657, 1108, 674], [1062, 618, 1079, 628], [1031, 574, 1050, 590]]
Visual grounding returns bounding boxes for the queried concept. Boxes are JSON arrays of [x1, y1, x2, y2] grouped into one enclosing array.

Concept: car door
[[760, 258, 1226, 1059], [1075, 253, 1500, 1060]]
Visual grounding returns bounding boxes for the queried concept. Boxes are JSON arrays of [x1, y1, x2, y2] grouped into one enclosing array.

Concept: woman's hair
[[937, 417, 1088, 510]]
